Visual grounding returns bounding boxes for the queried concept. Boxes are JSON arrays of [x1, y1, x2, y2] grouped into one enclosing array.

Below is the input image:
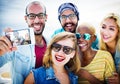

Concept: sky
[[0, 0, 120, 39]]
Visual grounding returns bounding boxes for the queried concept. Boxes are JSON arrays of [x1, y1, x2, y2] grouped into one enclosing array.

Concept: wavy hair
[[100, 13, 120, 51], [43, 32, 81, 73]]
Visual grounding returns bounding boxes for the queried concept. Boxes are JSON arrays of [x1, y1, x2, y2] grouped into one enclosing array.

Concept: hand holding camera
[[0, 28, 35, 56]]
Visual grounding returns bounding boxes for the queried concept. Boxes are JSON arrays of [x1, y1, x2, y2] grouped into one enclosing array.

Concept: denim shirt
[[32, 66, 78, 84], [114, 48, 120, 73], [0, 45, 35, 84]]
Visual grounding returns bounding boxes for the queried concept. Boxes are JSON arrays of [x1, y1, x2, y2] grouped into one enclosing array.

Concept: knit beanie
[[58, 2, 79, 21]]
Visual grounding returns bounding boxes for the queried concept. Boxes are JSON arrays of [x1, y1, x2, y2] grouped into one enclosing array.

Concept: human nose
[[65, 16, 71, 22], [101, 29, 109, 35], [34, 16, 40, 23], [79, 36, 85, 41], [58, 47, 65, 54]]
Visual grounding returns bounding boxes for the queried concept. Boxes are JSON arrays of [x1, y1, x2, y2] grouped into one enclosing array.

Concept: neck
[[106, 41, 116, 54], [81, 48, 97, 67], [53, 64, 66, 73], [82, 49, 95, 60], [35, 35, 44, 46]]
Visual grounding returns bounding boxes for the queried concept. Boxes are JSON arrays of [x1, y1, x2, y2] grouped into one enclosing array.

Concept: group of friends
[[0, 1, 120, 84]]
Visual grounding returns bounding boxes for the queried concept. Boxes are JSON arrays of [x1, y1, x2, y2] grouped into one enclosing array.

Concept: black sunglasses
[[26, 13, 46, 19], [76, 33, 92, 40], [51, 43, 75, 55]]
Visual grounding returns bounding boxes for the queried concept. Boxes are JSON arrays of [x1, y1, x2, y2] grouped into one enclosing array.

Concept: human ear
[[24, 16, 28, 23], [92, 35, 97, 42], [45, 14, 48, 22]]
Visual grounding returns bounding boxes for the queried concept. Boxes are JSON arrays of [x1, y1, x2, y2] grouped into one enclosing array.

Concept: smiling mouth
[[103, 35, 110, 40], [55, 55, 65, 62]]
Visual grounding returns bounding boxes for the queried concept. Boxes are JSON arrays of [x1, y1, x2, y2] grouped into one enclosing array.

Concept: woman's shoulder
[[95, 50, 113, 60], [97, 50, 111, 55], [32, 66, 46, 73]]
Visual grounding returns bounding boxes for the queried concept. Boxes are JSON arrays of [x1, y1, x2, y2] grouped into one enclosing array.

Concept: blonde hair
[[100, 13, 120, 51], [76, 22, 96, 34], [43, 32, 81, 73]]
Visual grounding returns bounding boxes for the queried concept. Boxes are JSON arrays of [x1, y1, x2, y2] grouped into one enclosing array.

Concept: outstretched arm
[[77, 69, 103, 84]]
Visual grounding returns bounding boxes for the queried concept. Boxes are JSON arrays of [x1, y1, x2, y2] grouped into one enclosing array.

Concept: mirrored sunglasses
[[51, 43, 75, 55], [76, 33, 92, 40]]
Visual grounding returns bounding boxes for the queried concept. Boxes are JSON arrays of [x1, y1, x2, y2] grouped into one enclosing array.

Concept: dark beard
[[34, 32, 42, 35], [63, 22, 78, 33]]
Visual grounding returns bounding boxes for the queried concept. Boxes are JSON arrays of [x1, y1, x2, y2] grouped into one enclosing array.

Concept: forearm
[[77, 69, 103, 84]]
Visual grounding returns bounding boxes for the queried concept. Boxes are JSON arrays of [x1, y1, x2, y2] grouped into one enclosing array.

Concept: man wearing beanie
[[52, 2, 79, 36], [52, 2, 99, 50]]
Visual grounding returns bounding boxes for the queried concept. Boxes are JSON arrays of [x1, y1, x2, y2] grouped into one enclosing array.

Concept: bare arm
[[24, 72, 35, 84], [77, 69, 103, 84]]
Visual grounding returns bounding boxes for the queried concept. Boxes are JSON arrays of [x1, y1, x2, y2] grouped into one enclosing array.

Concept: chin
[[34, 31, 42, 35]]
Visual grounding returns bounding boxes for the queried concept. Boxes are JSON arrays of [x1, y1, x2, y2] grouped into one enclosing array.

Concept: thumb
[[10, 47, 17, 51]]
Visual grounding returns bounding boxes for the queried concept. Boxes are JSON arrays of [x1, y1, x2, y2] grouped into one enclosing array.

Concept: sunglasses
[[51, 43, 75, 55], [76, 33, 92, 40]]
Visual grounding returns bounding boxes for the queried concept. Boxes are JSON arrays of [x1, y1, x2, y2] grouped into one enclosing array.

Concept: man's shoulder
[[54, 28, 64, 33], [51, 28, 65, 38]]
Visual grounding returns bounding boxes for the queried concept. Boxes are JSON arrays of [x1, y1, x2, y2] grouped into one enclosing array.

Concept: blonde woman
[[24, 32, 80, 84], [100, 13, 120, 84]]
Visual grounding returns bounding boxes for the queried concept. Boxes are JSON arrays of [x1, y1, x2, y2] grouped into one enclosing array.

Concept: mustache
[[31, 23, 41, 26], [64, 23, 75, 27]]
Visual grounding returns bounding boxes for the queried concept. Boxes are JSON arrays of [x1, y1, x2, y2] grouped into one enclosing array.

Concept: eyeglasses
[[51, 43, 75, 55], [26, 13, 46, 19], [76, 33, 92, 40], [60, 14, 76, 21]]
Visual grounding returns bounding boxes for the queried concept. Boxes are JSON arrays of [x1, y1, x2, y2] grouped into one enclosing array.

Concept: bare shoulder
[[24, 72, 34, 84]]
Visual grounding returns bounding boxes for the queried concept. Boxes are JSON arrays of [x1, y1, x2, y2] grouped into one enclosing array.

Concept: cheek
[[26, 19, 32, 25], [100, 29, 104, 35], [112, 32, 118, 39], [60, 21, 65, 26], [73, 19, 77, 24], [69, 51, 75, 58], [51, 51, 56, 62], [51, 50, 55, 58]]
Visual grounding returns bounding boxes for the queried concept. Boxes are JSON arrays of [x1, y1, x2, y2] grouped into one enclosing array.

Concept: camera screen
[[5, 28, 35, 46]]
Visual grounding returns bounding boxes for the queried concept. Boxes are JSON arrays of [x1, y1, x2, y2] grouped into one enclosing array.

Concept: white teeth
[[103, 35, 110, 39], [66, 24, 72, 27], [34, 25, 41, 30], [79, 44, 86, 47], [34, 25, 40, 28], [55, 55, 65, 61]]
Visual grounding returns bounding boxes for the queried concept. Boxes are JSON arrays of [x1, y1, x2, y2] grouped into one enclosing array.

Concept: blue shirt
[[114, 48, 120, 73], [32, 66, 78, 84], [0, 45, 35, 84], [51, 28, 65, 37], [0, 34, 48, 84]]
